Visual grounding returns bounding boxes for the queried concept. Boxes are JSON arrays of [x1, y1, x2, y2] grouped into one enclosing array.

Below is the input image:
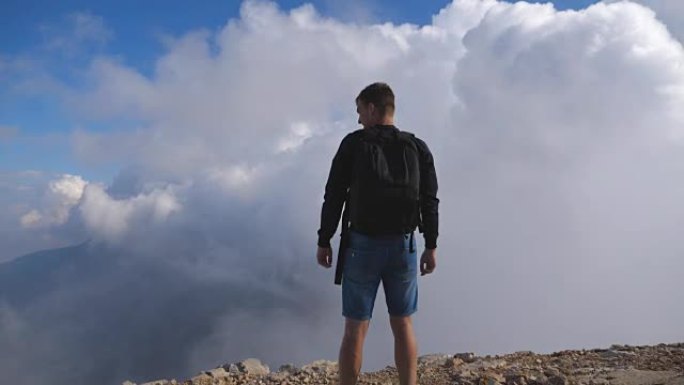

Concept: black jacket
[[317, 124, 439, 249]]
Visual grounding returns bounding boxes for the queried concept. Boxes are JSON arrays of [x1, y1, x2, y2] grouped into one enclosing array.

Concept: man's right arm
[[414, 137, 439, 249], [317, 133, 356, 248]]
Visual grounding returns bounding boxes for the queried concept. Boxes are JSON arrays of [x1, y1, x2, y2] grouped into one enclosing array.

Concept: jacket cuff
[[425, 235, 437, 250], [318, 236, 331, 248]]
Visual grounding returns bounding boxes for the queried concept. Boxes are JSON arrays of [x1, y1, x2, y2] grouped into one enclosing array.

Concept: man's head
[[356, 82, 395, 128]]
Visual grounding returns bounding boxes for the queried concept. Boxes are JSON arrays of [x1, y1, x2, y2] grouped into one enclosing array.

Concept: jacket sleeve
[[317, 133, 356, 248], [414, 137, 439, 249]]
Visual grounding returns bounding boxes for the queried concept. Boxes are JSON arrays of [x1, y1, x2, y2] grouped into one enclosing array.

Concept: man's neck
[[367, 118, 394, 128]]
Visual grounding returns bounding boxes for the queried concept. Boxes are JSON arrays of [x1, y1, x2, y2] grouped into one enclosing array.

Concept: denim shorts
[[342, 229, 418, 320]]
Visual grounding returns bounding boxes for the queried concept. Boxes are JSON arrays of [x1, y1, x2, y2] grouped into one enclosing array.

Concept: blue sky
[[0, 0, 601, 180], [1, 0, 600, 56]]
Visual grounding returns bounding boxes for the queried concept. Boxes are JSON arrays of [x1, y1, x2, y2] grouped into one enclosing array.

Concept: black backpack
[[348, 127, 421, 235]]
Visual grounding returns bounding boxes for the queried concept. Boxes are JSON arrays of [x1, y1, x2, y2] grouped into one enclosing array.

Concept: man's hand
[[420, 248, 436, 276], [317, 246, 333, 268]]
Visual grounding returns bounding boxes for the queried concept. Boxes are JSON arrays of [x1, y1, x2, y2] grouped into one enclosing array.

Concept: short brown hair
[[356, 82, 395, 116]]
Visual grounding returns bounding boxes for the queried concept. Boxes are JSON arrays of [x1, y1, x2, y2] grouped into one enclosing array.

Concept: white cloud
[[70, 12, 113, 45], [20, 174, 87, 229], [0, 171, 87, 262], [611, 0, 684, 43], [79, 183, 182, 241], [49, 174, 87, 206], [206, 165, 259, 190], [41, 11, 113, 53], [19, 210, 42, 228], [276, 121, 314, 153], [67, 1, 464, 181]]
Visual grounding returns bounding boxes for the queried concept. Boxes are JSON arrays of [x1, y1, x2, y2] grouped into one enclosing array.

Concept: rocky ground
[[124, 342, 684, 385]]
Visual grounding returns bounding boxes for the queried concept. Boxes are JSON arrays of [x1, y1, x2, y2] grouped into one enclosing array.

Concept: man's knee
[[344, 318, 370, 340], [389, 315, 413, 335]]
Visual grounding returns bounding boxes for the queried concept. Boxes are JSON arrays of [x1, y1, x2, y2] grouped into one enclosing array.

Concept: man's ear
[[368, 103, 377, 116]]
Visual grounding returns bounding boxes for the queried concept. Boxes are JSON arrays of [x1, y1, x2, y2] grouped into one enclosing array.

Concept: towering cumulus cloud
[[3, 1, 684, 385], [623, 0, 684, 42]]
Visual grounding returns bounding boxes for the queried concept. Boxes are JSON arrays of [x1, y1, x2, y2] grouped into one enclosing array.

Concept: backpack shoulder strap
[[396, 130, 419, 152]]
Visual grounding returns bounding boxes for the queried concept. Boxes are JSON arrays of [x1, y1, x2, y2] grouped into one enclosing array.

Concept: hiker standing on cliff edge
[[316, 82, 439, 385]]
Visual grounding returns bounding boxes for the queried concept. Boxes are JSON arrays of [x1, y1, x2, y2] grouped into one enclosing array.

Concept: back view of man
[[316, 82, 440, 385]]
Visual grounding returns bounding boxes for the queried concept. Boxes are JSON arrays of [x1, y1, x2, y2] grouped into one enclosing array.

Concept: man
[[316, 82, 439, 385]]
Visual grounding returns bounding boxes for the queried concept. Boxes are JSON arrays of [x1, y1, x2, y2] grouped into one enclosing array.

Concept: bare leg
[[390, 315, 417, 385], [339, 317, 370, 385]]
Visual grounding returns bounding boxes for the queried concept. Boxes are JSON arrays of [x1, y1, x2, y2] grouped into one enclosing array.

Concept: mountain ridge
[[128, 342, 684, 385]]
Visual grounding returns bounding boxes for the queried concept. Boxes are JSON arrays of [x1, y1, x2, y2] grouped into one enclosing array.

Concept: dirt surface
[[125, 342, 684, 385]]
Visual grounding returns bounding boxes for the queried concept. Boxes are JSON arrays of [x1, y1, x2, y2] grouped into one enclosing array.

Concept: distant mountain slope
[[0, 242, 98, 307], [0, 243, 314, 385]]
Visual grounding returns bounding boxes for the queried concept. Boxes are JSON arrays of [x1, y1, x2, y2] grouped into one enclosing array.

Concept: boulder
[[203, 367, 230, 378], [221, 358, 270, 376], [418, 353, 450, 366], [189, 373, 212, 384], [454, 352, 477, 363]]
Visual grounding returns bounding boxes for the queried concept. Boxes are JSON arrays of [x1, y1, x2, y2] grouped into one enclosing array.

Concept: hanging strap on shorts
[[408, 231, 415, 253]]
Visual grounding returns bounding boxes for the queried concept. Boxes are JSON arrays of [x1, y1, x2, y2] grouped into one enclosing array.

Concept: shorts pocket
[[343, 248, 380, 284]]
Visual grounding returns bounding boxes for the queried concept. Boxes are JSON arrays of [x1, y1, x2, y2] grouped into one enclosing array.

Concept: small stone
[[457, 369, 476, 379], [574, 367, 595, 375], [547, 374, 568, 385], [527, 372, 548, 385], [505, 374, 528, 385], [544, 367, 561, 377], [481, 371, 506, 385], [445, 357, 465, 368]]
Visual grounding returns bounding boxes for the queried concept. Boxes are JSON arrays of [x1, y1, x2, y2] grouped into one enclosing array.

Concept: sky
[[1, 0, 599, 180], [2, 0, 684, 384]]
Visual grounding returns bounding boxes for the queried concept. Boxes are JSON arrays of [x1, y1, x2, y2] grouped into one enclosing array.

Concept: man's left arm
[[414, 137, 439, 250]]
